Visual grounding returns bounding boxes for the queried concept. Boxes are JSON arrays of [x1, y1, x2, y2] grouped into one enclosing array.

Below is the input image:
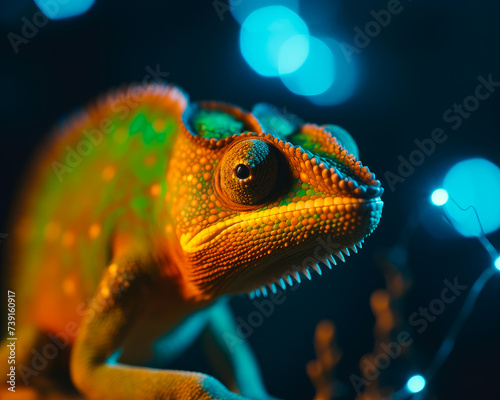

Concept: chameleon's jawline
[[181, 197, 383, 253], [183, 197, 383, 298]]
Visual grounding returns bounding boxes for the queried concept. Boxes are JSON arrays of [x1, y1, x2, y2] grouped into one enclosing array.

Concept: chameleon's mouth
[[237, 197, 383, 297], [249, 237, 366, 298], [180, 196, 383, 254]]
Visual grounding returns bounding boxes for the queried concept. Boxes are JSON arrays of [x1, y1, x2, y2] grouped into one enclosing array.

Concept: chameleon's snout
[[272, 123, 384, 202]]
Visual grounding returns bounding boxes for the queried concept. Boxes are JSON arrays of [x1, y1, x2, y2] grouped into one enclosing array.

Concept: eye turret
[[218, 139, 280, 206]]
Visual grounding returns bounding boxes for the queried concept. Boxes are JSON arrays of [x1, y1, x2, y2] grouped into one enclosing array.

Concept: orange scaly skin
[[1, 83, 383, 399]]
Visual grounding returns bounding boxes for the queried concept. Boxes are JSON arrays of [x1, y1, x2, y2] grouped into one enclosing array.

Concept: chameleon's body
[[1, 84, 383, 399]]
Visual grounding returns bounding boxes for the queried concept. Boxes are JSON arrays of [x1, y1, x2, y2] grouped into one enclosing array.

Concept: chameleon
[[0, 83, 383, 399]]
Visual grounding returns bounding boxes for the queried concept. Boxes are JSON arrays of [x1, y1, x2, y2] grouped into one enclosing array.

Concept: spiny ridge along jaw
[[247, 239, 365, 299]]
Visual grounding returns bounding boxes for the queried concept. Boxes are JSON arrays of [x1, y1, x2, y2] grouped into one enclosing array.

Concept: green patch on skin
[[289, 132, 341, 162], [131, 196, 151, 217], [132, 196, 149, 209], [130, 110, 177, 145], [159, 180, 168, 198], [192, 110, 244, 139], [289, 133, 319, 151], [130, 112, 147, 135], [143, 123, 156, 144]]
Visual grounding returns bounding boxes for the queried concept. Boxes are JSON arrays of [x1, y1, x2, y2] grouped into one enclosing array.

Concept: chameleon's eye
[[217, 139, 280, 206]]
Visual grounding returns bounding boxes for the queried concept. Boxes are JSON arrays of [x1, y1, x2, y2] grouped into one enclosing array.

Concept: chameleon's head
[[167, 100, 383, 299]]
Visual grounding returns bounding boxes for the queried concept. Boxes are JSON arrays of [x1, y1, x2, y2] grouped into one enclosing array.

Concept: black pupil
[[235, 164, 251, 179]]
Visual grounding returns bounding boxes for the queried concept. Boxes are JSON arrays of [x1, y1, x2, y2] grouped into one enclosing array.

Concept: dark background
[[1, 1, 500, 399]]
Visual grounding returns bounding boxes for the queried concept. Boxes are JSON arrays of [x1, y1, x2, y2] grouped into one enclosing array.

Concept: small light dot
[[62, 231, 76, 247], [144, 155, 157, 166], [150, 184, 161, 197], [109, 263, 118, 276], [62, 276, 77, 296], [431, 188, 449, 206], [102, 165, 116, 181], [88, 223, 101, 239], [406, 374, 426, 394], [494, 256, 500, 271], [101, 287, 110, 299], [153, 119, 166, 132]]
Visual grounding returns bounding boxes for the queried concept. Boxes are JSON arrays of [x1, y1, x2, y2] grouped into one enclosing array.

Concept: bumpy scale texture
[[1, 84, 383, 400]]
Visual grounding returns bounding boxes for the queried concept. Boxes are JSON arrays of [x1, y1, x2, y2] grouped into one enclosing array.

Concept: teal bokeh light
[[443, 158, 500, 237], [240, 6, 309, 77], [279, 36, 334, 95], [307, 38, 357, 105], [431, 188, 449, 206], [495, 256, 500, 271], [237, 6, 356, 104], [406, 374, 426, 393], [34, 0, 95, 20], [230, 0, 298, 25], [278, 34, 309, 75]]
